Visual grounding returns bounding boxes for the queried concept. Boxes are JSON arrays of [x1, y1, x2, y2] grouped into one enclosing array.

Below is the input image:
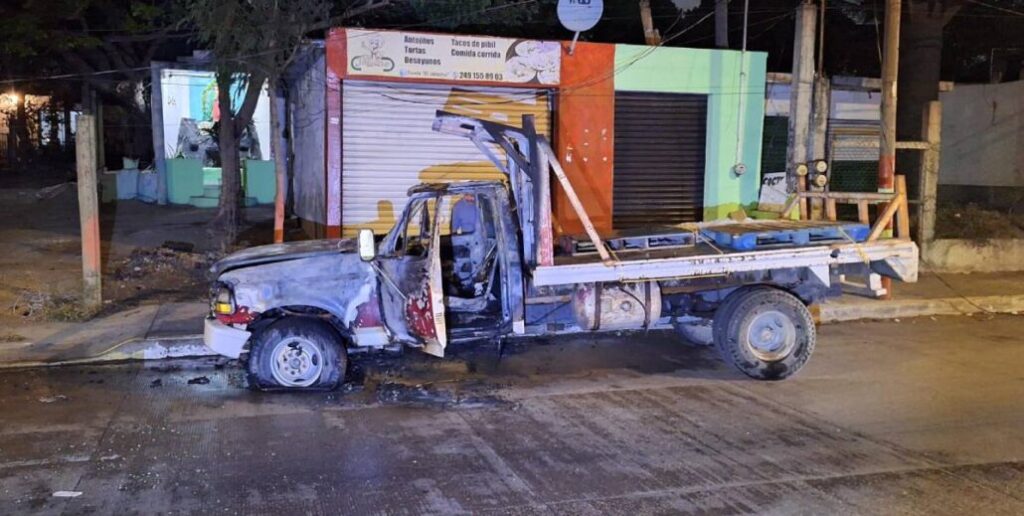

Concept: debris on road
[[37, 394, 68, 403], [150, 379, 162, 388], [187, 376, 210, 385], [52, 491, 82, 498]]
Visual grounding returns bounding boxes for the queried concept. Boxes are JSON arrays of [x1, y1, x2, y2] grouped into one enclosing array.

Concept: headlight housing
[[210, 282, 236, 316]]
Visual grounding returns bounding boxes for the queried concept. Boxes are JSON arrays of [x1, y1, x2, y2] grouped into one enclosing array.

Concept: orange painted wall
[[554, 42, 615, 236]]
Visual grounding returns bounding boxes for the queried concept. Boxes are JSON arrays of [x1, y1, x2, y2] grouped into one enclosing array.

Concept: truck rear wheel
[[247, 317, 347, 390], [712, 287, 815, 380]]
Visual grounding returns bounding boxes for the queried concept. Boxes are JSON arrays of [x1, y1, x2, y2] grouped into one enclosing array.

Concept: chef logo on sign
[[351, 34, 395, 72]]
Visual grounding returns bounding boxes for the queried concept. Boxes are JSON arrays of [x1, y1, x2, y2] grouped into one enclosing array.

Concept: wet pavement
[[1, 315, 1023, 514]]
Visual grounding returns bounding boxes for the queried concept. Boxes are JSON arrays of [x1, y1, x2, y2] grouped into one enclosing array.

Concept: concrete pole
[[786, 2, 817, 193], [878, 0, 900, 193], [76, 87, 102, 312], [715, 0, 729, 48], [917, 101, 941, 251], [150, 63, 168, 204]]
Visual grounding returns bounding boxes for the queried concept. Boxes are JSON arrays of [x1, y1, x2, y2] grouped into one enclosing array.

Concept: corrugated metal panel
[[613, 91, 708, 228], [342, 80, 550, 237]]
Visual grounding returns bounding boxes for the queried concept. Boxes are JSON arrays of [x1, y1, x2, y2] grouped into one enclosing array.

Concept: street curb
[[0, 334, 211, 370], [820, 294, 1024, 323], [3, 294, 1022, 368]]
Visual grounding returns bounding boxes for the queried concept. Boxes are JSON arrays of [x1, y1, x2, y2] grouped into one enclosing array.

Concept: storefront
[[323, 29, 558, 237], [288, 28, 767, 239]]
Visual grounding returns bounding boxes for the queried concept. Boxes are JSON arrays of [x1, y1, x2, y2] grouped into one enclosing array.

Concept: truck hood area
[[211, 239, 357, 276]]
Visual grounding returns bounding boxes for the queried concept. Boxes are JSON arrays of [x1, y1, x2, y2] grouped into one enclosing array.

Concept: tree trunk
[[896, 1, 960, 197], [14, 94, 32, 164], [269, 78, 287, 243], [214, 75, 242, 250]]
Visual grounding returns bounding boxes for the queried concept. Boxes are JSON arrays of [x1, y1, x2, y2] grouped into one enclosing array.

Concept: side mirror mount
[[358, 229, 376, 261]]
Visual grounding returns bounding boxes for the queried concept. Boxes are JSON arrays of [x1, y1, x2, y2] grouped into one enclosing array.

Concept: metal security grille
[[828, 124, 880, 193], [613, 91, 708, 228], [342, 81, 551, 237]]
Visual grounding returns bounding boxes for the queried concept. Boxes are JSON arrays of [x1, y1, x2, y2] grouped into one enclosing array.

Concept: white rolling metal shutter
[[341, 80, 551, 237]]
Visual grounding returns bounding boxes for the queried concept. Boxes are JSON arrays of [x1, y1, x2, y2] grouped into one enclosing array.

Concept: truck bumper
[[203, 318, 251, 359]]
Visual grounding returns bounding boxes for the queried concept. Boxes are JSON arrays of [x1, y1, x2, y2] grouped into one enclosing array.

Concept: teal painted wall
[[613, 45, 768, 220]]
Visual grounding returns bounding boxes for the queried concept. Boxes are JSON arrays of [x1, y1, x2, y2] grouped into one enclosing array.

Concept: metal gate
[[612, 91, 708, 228], [341, 81, 551, 237], [828, 123, 880, 193]]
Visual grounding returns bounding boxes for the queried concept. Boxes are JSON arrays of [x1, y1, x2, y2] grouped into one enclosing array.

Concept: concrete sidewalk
[[1, 271, 1022, 368], [821, 271, 1024, 322], [0, 302, 209, 368]]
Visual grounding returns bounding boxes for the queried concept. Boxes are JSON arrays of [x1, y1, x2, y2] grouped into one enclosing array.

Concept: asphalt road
[[1, 315, 1023, 515]]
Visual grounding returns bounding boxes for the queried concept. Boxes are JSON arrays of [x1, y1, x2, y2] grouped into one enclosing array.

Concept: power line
[[965, 0, 1024, 16]]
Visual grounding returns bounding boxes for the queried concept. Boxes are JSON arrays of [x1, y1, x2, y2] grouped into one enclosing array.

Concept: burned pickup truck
[[204, 112, 918, 390]]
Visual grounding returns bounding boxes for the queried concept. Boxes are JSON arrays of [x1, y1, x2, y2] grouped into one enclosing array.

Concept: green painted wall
[[613, 45, 768, 220]]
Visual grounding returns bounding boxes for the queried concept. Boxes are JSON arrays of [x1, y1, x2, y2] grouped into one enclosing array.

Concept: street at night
[[3, 316, 1022, 514]]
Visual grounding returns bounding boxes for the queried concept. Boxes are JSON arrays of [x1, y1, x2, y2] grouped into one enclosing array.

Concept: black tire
[[672, 318, 713, 347], [712, 287, 815, 380], [247, 317, 347, 391]]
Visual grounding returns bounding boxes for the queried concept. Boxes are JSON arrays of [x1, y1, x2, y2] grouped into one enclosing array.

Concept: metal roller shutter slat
[[613, 91, 708, 228]]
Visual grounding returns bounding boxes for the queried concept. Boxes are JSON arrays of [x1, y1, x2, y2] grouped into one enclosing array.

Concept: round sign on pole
[[557, 0, 604, 33]]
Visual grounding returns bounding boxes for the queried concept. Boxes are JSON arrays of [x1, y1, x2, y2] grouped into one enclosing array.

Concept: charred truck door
[[376, 195, 448, 357]]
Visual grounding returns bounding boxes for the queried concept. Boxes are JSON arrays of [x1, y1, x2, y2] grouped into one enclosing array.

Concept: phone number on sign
[[458, 71, 503, 81]]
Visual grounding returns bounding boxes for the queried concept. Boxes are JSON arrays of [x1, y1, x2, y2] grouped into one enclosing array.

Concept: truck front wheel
[[247, 317, 347, 390], [712, 287, 815, 380]]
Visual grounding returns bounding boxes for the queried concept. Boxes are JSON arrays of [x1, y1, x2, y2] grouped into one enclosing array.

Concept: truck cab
[[203, 179, 528, 390]]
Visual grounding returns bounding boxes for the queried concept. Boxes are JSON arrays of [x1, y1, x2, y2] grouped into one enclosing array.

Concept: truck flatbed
[[537, 222, 917, 287]]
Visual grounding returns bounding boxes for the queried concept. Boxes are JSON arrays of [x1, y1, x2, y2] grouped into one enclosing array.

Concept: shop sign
[[345, 28, 560, 86]]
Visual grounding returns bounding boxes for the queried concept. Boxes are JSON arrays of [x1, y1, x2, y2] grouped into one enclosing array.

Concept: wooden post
[[639, 0, 662, 45], [798, 175, 809, 220], [270, 84, 286, 243], [857, 200, 869, 224], [825, 198, 837, 221], [917, 101, 942, 250], [877, 0, 900, 194], [877, 0, 900, 300], [896, 175, 911, 239], [76, 90, 102, 312]]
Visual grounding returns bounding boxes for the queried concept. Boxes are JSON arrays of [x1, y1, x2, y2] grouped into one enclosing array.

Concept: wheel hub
[[745, 310, 796, 362], [270, 337, 323, 387]]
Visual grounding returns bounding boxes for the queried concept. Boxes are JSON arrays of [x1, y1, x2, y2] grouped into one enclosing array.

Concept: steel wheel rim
[[745, 310, 796, 362], [270, 337, 324, 387]]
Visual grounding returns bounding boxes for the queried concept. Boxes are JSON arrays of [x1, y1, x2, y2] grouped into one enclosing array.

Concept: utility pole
[[878, 0, 900, 194], [786, 2, 817, 193], [715, 0, 729, 48], [876, 0, 900, 299], [76, 85, 102, 312], [639, 0, 661, 45]]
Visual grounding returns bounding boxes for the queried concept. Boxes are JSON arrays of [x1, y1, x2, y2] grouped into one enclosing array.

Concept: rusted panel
[[555, 41, 615, 236], [404, 278, 437, 340]]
